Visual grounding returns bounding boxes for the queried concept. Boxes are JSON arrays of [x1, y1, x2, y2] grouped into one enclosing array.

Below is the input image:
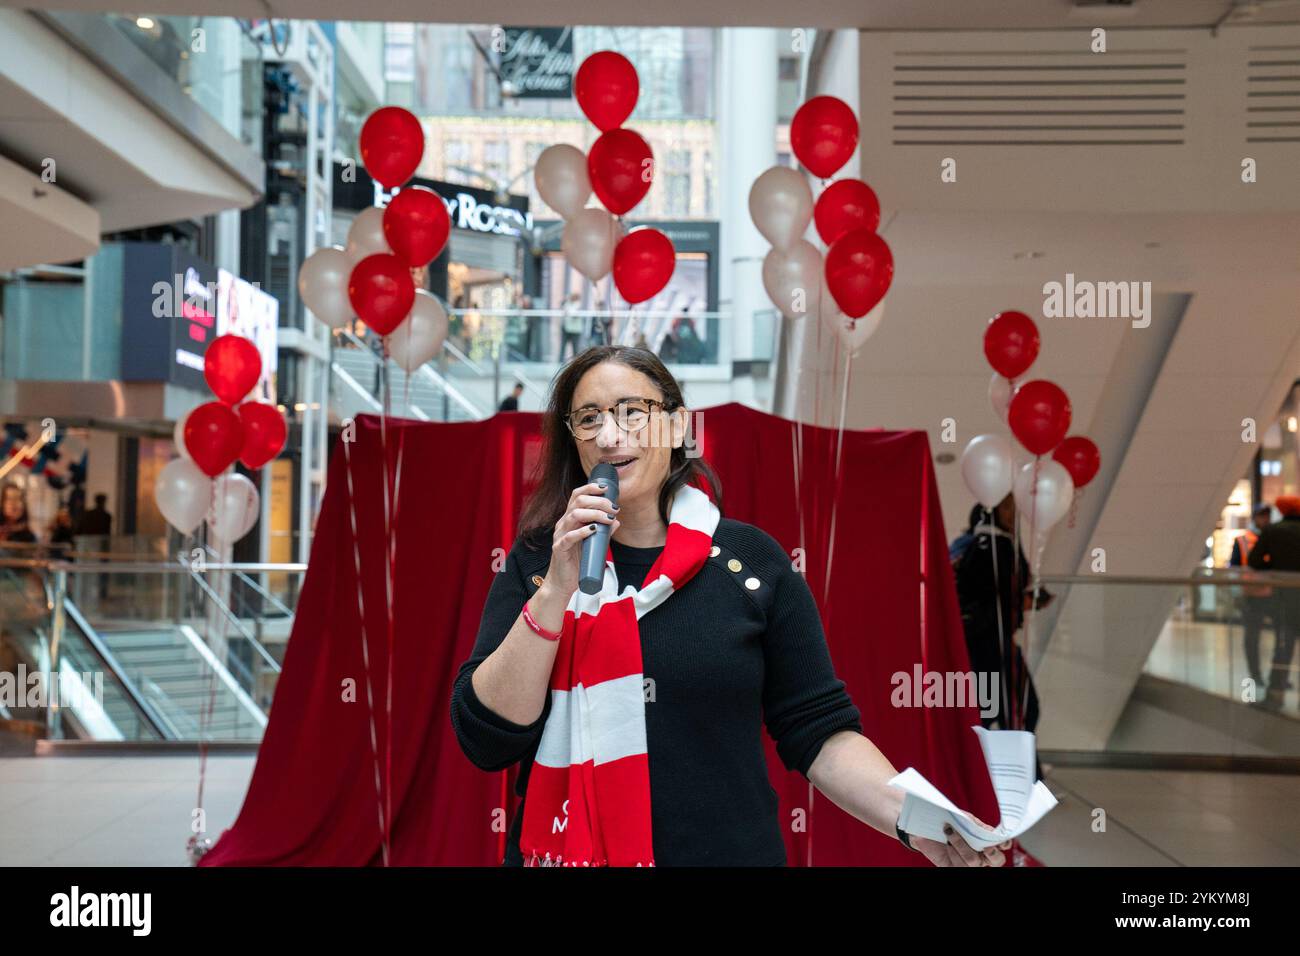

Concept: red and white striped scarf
[[520, 483, 720, 867]]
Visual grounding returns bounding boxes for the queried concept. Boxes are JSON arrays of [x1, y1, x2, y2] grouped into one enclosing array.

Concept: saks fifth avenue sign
[[498, 26, 574, 98]]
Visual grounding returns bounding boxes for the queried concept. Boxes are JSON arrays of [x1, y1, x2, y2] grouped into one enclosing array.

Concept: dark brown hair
[[518, 345, 722, 549]]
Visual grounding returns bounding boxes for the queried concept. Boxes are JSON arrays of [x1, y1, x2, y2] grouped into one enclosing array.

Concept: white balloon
[[207, 473, 260, 544], [748, 166, 814, 251], [156, 458, 212, 535], [298, 246, 354, 329], [561, 208, 622, 281], [388, 291, 450, 372], [840, 303, 884, 354], [961, 434, 1015, 509], [173, 408, 193, 461], [820, 281, 883, 355], [989, 372, 1014, 423], [534, 144, 592, 219], [762, 240, 822, 320], [345, 206, 390, 265], [1013, 459, 1074, 534]]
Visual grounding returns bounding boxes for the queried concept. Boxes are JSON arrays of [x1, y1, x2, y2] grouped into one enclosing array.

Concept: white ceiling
[[0, 9, 262, 251], [1, 0, 1297, 29]]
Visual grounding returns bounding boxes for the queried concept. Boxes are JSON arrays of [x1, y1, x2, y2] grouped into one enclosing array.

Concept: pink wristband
[[522, 600, 561, 641]]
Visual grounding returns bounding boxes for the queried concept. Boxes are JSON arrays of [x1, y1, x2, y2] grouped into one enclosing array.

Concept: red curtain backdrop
[[200, 404, 999, 867]]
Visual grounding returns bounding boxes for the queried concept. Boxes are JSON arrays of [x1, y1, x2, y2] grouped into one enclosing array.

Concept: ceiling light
[[136, 16, 155, 29]]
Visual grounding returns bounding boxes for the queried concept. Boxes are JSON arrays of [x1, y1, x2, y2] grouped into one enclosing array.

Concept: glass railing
[[0, 548, 305, 744], [331, 327, 484, 423], [441, 308, 725, 368], [1028, 570, 1300, 762]]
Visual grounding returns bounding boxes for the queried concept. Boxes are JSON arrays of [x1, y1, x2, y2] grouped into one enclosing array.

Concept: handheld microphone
[[579, 462, 620, 594]]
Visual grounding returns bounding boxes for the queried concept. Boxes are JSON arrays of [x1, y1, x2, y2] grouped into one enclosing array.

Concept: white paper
[[887, 726, 1058, 851]]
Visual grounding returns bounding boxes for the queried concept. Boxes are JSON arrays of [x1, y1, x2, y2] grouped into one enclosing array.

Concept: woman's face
[[2, 488, 23, 523], [568, 361, 686, 513]]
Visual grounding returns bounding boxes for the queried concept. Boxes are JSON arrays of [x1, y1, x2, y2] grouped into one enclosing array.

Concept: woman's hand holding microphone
[[527, 482, 620, 635]]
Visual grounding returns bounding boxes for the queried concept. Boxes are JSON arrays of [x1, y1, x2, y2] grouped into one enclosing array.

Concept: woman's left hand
[[910, 813, 1012, 867]]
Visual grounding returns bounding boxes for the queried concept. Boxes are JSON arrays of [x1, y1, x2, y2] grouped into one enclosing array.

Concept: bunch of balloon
[[962, 310, 1102, 568], [296, 106, 450, 373], [536, 51, 676, 310], [751, 95, 892, 355], [157, 335, 285, 546]]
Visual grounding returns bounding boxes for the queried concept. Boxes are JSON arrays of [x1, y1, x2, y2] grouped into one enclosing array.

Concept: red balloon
[[348, 254, 415, 336], [1008, 380, 1072, 456], [185, 401, 244, 478], [1053, 436, 1101, 489], [824, 229, 894, 319], [984, 310, 1040, 380], [613, 228, 675, 304], [574, 51, 639, 132], [236, 402, 287, 470], [359, 107, 424, 189], [383, 186, 450, 267], [790, 96, 859, 179], [204, 334, 261, 406], [587, 128, 653, 216], [814, 179, 881, 246]]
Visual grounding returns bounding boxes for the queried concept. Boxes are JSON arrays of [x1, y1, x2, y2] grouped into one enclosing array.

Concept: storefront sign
[[439, 190, 532, 237], [334, 163, 531, 236], [217, 270, 279, 403], [121, 244, 217, 391], [120, 243, 278, 394], [499, 27, 573, 99]]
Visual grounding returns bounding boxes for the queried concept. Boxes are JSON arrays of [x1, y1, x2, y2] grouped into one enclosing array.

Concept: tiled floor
[[1146, 617, 1299, 717], [0, 754, 254, 866], [1, 754, 1296, 866], [1020, 766, 1300, 866]]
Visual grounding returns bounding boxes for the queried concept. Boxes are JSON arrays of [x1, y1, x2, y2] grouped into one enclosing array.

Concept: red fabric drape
[[201, 404, 999, 867]]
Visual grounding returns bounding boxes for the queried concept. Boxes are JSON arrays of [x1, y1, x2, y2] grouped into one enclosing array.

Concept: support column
[[717, 28, 778, 405]]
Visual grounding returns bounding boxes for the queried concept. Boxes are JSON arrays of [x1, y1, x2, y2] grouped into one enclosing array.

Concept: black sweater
[[449, 516, 863, 866]]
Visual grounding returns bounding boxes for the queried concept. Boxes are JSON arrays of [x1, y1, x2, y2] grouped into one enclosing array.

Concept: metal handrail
[[336, 327, 482, 419], [183, 566, 281, 676], [199, 544, 293, 618], [449, 307, 732, 319], [62, 596, 171, 741], [0, 557, 307, 573], [1038, 569, 1300, 588]]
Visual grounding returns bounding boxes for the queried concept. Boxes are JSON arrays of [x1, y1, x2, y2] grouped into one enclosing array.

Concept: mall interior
[[1, 0, 1298, 870]]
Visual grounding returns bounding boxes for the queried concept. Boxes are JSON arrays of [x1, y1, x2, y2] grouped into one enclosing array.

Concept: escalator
[[0, 562, 273, 742]]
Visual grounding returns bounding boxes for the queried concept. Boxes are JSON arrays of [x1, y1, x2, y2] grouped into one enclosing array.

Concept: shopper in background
[[1231, 502, 1274, 692], [589, 297, 613, 347], [559, 292, 584, 360], [0, 483, 35, 545], [1246, 495, 1300, 710], [49, 506, 77, 555], [77, 493, 112, 538], [497, 382, 525, 413], [950, 495, 1052, 781], [520, 294, 542, 361]]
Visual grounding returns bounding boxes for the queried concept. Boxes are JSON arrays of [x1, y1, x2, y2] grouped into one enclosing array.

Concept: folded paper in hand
[[888, 726, 1058, 851]]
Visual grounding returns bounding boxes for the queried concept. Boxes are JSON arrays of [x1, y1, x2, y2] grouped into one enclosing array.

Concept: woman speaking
[[451, 345, 1008, 868]]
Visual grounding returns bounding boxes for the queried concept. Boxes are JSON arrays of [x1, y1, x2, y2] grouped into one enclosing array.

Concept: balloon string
[[985, 517, 1011, 730], [378, 338, 396, 863], [821, 347, 853, 609], [1011, 491, 1023, 731], [343, 424, 390, 865], [194, 479, 220, 829]]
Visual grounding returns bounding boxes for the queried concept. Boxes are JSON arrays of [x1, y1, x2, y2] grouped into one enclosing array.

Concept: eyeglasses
[[564, 398, 670, 441]]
